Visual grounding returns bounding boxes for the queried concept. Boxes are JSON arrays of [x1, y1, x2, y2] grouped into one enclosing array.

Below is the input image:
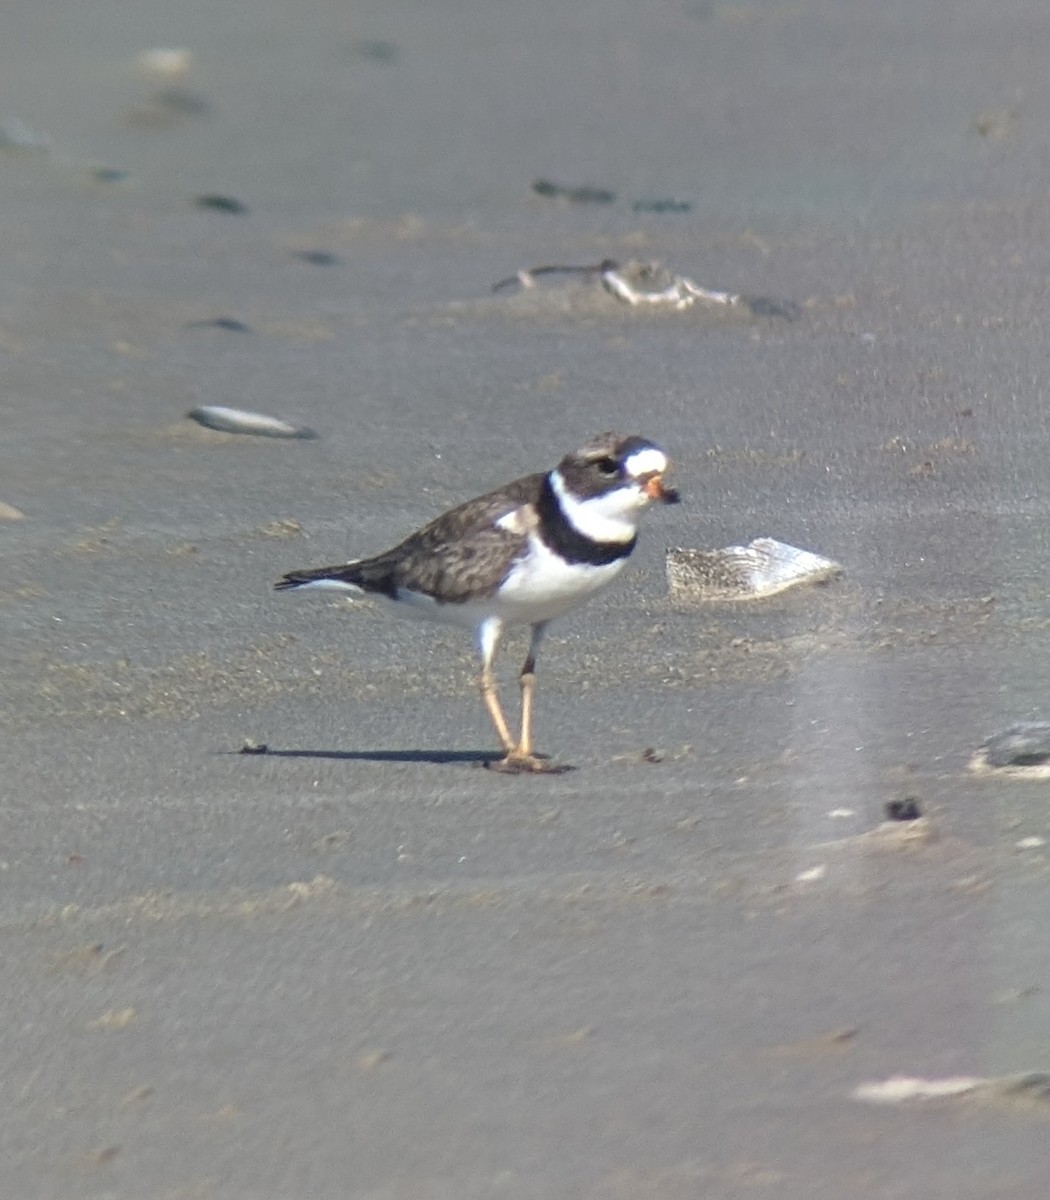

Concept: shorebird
[[275, 432, 678, 773]]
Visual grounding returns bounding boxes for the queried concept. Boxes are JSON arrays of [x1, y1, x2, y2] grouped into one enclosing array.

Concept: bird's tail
[[274, 562, 365, 593]]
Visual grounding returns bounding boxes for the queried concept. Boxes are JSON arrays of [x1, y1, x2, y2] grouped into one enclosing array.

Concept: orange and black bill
[[645, 474, 681, 504]]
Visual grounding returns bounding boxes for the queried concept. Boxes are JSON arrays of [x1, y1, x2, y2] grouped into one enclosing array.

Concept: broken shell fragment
[[187, 406, 317, 440], [490, 258, 798, 318], [600, 260, 738, 309], [969, 723, 1050, 777], [666, 538, 843, 601], [852, 1072, 1050, 1109], [489, 258, 733, 306]]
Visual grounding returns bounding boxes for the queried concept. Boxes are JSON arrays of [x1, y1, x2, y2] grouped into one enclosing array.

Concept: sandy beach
[[4, 1, 1050, 1195]]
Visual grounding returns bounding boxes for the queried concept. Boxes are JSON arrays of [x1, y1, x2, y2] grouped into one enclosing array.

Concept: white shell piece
[[601, 261, 739, 309], [852, 1076, 984, 1104], [852, 1073, 1050, 1108], [187, 406, 317, 439], [666, 538, 842, 601]]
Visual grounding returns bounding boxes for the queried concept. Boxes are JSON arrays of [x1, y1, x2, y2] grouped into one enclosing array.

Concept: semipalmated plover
[[275, 432, 678, 773]]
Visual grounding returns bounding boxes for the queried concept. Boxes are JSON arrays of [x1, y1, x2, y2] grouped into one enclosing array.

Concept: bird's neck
[[537, 472, 638, 566]]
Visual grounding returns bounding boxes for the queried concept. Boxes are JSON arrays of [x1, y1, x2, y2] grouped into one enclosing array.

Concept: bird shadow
[[227, 745, 497, 766]]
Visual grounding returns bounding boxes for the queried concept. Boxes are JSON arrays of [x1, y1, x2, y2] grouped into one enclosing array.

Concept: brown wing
[[397, 473, 542, 550], [276, 472, 544, 602], [361, 472, 543, 602]]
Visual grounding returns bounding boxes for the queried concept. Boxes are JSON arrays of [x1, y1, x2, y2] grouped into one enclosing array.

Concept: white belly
[[492, 534, 628, 623], [307, 535, 630, 631], [378, 535, 628, 630]]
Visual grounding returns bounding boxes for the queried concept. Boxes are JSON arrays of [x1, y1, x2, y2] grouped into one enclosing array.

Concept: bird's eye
[[594, 457, 619, 478]]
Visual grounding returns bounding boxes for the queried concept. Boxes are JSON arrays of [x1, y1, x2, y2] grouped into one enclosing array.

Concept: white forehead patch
[[623, 447, 667, 478]]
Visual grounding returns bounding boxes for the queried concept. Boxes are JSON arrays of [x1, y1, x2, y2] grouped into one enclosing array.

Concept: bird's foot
[[486, 752, 574, 775]]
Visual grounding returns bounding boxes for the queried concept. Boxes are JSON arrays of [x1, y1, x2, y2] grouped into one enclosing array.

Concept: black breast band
[[536, 476, 637, 566]]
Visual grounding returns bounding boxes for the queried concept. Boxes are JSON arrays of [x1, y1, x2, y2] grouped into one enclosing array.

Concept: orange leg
[[487, 623, 572, 775], [477, 617, 515, 753], [480, 662, 515, 753]]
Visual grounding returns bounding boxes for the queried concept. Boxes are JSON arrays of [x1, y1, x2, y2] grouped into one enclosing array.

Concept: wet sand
[[5, 1, 1050, 1196]]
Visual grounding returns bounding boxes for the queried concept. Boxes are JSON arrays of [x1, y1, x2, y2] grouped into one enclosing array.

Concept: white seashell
[[852, 1076, 985, 1104], [187, 406, 317, 440], [852, 1073, 1050, 1108], [489, 258, 796, 317], [0, 501, 25, 520], [666, 538, 842, 601]]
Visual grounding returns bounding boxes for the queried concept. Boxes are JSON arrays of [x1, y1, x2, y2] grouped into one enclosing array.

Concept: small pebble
[[92, 167, 133, 183], [293, 250, 342, 266], [532, 179, 616, 205], [979, 723, 1050, 769], [195, 194, 249, 215], [185, 317, 252, 333], [885, 797, 922, 822]]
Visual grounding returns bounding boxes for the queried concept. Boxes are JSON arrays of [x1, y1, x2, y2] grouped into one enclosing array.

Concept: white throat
[[549, 469, 640, 544]]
